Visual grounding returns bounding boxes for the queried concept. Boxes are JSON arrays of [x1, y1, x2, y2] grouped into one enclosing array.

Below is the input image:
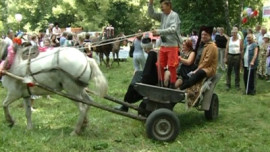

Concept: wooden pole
[[2, 70, 146, 121], [85, 88, 140, 111]]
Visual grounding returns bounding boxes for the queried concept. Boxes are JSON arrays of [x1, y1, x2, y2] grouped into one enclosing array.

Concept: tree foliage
[[172, 0, 263, 35], [105, 0, 154, 35], [0, 0, 265, 36]]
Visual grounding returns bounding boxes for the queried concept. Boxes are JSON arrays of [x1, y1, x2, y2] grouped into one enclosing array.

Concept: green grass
[[0, 58, 270, 152]]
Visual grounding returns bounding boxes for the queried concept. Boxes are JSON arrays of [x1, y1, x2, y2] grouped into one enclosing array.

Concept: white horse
[[0, 40, 108, 135]]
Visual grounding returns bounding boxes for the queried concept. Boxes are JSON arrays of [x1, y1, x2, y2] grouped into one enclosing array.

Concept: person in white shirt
[[30, 34, 38, 46], [224, 28, 243, 90], [52, 22, 62, 38], [4, 30, 14, 46], [46, 23, 54, 37], [254, 25, 261, 42]]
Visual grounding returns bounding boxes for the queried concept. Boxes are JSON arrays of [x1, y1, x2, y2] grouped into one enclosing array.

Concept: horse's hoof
[[70, 131, 79, 136]]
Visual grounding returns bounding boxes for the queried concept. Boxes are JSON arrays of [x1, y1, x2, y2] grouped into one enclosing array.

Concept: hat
[[263, 33, 270, 39], [141, 35, 153, 49], [13, 37, 22, 45], [16, 31, 24, 38], [200, 26, 214, 36], [231, 29, 238, 33]]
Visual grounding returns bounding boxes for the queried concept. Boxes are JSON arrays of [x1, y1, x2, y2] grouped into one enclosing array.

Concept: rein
[[82, 31, 152, 49], [91, 31, 151, 45], [24, 47, 35, 96]]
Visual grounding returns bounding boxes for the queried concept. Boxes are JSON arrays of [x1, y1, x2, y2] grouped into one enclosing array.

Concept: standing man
[[59, 32, 68, 46], [148, 0, 181, 88], [46, 23, 54, 38], [243, 34, 259, 95], [52, 22, 62, 38], [254, 25, 261, 42], [257, 27, 267, 46], [215, 27, 228, 71], [4, 30, 14, 46], [211, 27, 217, 42], [132, 30, 146, 72], [224, 28, 243, 90]]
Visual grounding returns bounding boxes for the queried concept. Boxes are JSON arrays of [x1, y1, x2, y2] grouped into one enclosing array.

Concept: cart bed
[[134, 83, 186, 104]]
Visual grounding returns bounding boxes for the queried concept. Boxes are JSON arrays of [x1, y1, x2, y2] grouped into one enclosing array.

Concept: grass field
[[0, 58, 270, 152]]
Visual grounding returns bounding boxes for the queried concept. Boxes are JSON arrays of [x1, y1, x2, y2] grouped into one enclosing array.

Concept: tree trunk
[[223, 0, 230, 34]]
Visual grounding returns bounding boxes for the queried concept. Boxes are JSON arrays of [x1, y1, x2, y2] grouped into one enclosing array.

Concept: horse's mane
[[0, 40, 31, 61]]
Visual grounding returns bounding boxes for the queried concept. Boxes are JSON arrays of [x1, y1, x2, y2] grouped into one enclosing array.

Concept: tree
[[74, 0, 111, 31], [0, 0, 8, 33], [0, 0, 264, 36], [3, 0, 63, 32], [172, 0, 263, 35], [105, 0, 154, 35]]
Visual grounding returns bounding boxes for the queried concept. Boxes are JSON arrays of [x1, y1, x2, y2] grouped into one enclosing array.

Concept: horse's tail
[[87, 57, 108, 97]]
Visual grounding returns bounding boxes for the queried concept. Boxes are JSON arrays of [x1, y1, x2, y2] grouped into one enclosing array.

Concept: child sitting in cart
[[115, 35, 158, 112]]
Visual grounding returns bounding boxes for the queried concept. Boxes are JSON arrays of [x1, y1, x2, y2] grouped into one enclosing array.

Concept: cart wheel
[[145, 108, 180, 142], [204, 93, 219, 120]]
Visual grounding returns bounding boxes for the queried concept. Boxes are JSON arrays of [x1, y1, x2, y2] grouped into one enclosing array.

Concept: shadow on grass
[[176, 110, 222, 134]]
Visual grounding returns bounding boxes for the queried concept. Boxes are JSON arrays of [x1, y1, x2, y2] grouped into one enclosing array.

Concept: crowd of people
[[0, 0, 269, 113], [116, 0, 269, 111], [0, 23, 117, 110], [136, 3, 269, 95], [0, 22, 121, 76]]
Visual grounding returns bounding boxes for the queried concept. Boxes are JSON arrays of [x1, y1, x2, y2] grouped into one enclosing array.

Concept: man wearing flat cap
[[180, 26, 218, 90], [148, 0, 181, 88]]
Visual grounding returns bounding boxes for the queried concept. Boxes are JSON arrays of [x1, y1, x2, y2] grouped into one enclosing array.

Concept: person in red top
[[148, 0, 181, 88]]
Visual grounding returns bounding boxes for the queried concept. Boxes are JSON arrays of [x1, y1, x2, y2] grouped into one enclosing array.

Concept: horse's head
[[0, 39, 9, 60], [115, 33, 127, 46], [14, 44, 39, 61], [84, 42, 93, 54]]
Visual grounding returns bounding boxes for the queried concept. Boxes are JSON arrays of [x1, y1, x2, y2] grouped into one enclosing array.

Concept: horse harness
[[24, 48, 90, 97], [25, 47, 38, 96]]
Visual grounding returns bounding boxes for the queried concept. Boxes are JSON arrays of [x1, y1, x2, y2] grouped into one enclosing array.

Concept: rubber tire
[[145, 108, 180, 142], [204, 93, 219, 120]]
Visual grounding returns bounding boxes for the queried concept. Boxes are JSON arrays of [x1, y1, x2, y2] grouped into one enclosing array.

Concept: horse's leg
[[70, 89, 94, 136], [61, 78, 91, 136], [100, 53, 106, 66], [23, 97, 33, 129], [80, 90, 95, 129], [3, 94, 21, 127], [106, 54, 110, 68], [70, 101, 89, 136], [117, 51, 120, 66], [95, 52, 100, 65], [111, 52, 116, 67]]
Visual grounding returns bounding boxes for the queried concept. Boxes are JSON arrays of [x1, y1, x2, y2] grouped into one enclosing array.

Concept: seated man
[[180, 26, 218, 90], [116, 36, 158, 112], [180, 26, 218, 106]]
